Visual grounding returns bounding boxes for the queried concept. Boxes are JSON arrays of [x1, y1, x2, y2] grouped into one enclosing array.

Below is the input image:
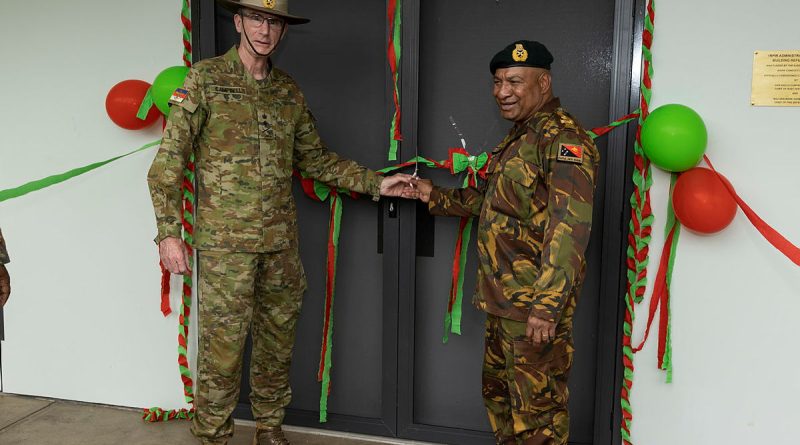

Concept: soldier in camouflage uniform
[[147, 1, 412, 444], [0, 227, 10, 307], [408, 41, 600, 444]]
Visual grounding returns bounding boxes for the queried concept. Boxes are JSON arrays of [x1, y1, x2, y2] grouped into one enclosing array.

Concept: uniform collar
[[493, 97, 562, 154], [225, 46, 273, 86]]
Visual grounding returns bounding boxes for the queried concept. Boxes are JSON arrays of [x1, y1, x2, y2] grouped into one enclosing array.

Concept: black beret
[[490, 40, 554, 74]]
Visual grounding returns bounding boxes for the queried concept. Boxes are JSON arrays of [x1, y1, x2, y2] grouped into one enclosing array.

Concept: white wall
[[0, 1, 194, 410], [630, 1, 800, 444]]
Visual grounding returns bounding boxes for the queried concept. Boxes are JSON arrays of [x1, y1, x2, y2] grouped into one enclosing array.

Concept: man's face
[[234, 9, 287, 55], [492, 67, 551, 123]]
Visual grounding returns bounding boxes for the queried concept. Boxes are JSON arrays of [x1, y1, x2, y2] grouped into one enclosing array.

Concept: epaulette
[[536, 109, 580, 144]]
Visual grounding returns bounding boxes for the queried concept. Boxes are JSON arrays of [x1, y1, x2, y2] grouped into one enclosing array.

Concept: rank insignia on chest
[[169, 88, 189, 104], [557, 144, 584, 164]]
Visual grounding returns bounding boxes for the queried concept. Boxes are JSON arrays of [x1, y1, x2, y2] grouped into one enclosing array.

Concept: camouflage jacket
[[0, 228, 8, 264], [148, 47, 382, 252], [429, 98, 599, 325]]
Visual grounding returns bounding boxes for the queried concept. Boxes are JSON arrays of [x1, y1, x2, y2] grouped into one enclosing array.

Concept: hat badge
[[512, 44, 528, 63], [262, 0, 276, 8]]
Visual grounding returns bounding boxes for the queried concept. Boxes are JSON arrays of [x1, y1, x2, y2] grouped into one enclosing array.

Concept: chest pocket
[[206, 85, 256, 156], [257, 96, 298, 179], [490, 156, 542, 221]]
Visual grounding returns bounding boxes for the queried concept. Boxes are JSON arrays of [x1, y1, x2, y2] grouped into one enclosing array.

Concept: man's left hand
[[380, 173, 416, 197], [526, 314, 556, 344]]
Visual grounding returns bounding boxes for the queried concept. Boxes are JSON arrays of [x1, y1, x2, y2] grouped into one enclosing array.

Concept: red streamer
[[703, 155, 800, 265], [318, 191, 339, 381], [632, 224, 675, 368], [160, 260, 172, 317], [386, 0, 403, 143]]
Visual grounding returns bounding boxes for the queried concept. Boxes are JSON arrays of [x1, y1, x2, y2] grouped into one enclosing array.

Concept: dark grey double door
[[194, 0, 636, 443]]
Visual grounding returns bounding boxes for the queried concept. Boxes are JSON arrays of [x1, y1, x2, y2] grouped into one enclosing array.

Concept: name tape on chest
[[169, 88, 189, 104], [557, 144, 585, 164], [210, 85, 247, 95]]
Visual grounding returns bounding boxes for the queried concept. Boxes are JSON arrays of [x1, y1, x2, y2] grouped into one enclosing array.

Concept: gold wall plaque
[[751, 50, 800, 106]]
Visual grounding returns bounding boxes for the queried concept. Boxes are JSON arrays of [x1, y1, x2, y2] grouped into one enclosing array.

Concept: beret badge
[[512, 44, 529, 63]]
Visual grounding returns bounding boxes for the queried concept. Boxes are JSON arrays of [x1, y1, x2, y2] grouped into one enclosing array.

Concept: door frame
[[394, 1, 639, 444], [192, 0, 641, 443]]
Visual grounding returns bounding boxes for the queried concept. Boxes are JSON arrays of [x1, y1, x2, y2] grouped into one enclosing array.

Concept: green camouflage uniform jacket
[[148, 47, 382, 252], [0, 228, 8, 264], [429, 98, 599, 326]]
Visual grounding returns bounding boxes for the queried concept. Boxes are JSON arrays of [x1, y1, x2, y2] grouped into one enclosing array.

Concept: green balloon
[[151, 66, 190, 115], [641, 104, 707, 172]]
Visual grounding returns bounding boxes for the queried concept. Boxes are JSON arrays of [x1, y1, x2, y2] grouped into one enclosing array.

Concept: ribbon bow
[[446, 148, 490, 187]]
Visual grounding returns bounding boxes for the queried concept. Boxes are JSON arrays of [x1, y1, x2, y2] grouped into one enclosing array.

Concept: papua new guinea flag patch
[[557, 144, 584, 164]]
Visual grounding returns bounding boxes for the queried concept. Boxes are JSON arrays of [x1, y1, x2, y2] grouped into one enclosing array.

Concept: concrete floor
[[0, 393, 438, 445]]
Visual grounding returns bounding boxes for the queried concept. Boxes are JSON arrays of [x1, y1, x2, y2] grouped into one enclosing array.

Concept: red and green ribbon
[[621, 1, 656, 443], [586, 113, 640, 139], [181, 0, 193, 68], [632, 174, 679, 384], [317, 192, 342, 422], [145, 0, 196, 423], [386, 0, 403, 160]]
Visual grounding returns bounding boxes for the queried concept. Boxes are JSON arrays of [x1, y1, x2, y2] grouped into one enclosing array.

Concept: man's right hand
[[159, 237, 191, 275], [0, 264, 10, 307]]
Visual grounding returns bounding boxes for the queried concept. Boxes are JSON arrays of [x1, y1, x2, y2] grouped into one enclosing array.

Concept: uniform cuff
[[427, 187, 445, 215], [367, 171, 383, 202], [528, 291, 562, 324], [155, 223, 183, 245]]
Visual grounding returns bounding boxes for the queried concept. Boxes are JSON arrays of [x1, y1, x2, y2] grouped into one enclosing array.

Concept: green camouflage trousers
[[482, 314, 574, 445], [191, 249, 307, 444]]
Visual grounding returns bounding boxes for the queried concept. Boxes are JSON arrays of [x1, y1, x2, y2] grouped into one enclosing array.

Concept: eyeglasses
[[242, 13, 285, 29]]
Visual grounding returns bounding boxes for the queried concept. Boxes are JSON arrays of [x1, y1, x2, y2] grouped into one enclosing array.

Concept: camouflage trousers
[[482, 315, 574, 445], [191, 249, 307, 444]]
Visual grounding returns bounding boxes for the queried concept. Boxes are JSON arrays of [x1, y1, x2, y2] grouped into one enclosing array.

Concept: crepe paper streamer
[[386, 0, 403, 160], [703, 155, 800, 266], [142, 407, 194, 422], [160, 260, 172, 317], [660, 176, 680, 383], [317, 192, 342, 423], [136, 88, 157, 122], [586, 113, 641, 139], [0, 141, 161, 203], [632, 174, 679, 383], [181, 0, 193, 68], [443, 216, 472, 342], [621, 1, 656, 444], [144, 1, 196, 423]]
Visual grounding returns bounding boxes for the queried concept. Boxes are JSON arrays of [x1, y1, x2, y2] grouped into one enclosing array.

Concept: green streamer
[[0, 141, 161, 203], [387, 0, 402, 161], [136, 88, 155, 120], [319, 193, 342, 423], [662, 173, 680, 383], [444, 217, 473, 341]]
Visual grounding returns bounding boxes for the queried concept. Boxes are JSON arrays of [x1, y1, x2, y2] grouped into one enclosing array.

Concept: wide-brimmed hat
[[216, 0, 310, 25]]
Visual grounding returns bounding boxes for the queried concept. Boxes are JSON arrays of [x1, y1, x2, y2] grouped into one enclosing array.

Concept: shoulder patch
[[557, 144, 585, 164], [169, 88, 188, 105]]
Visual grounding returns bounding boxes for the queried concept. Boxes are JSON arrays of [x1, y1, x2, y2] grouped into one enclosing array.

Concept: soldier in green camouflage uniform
[[409, 41, 600, 444], [0, 227, 10, 307], [147, 1, 412, 444]]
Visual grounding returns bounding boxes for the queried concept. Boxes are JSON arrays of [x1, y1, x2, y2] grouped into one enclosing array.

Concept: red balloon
[[672, 167, 737, 234], [105, 80, 160, 130]]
